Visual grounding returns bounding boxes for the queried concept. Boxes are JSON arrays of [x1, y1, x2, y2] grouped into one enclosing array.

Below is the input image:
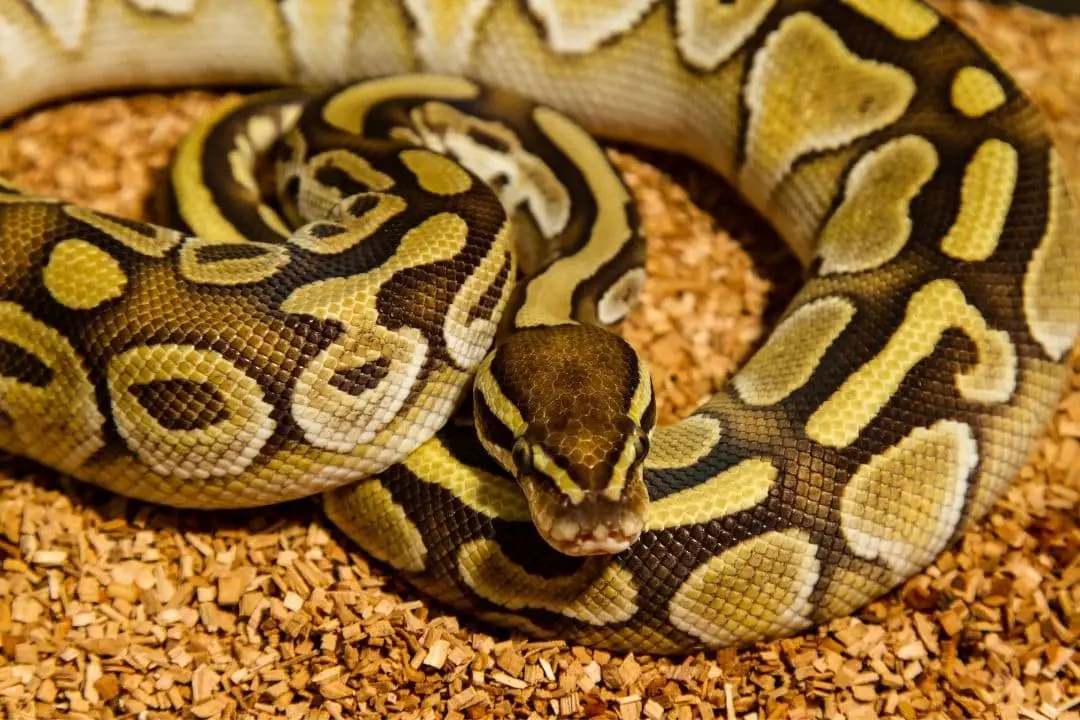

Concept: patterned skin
[[0, 1, 1077, 653]]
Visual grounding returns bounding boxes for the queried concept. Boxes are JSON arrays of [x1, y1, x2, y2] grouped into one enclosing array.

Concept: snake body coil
[[0, 1, 1078, 653]]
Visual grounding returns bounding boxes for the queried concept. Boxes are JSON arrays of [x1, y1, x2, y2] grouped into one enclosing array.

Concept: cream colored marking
[[1024, 151, 1080, 361], [291, 194, 408, 255], [474, 354, 527, 473], [533, 445, 587, 505], [675, 0, 775, 71], [347, 0, 415, 78], [603, 356, 652, 500], [444, 235, 513, 370], [284, 213, 470, 452], [307, 151, 396, 192], [839, 0, 939, 40], [257, 204, 292, 238], [405, 101, 573, 239], [597, 267, 646, 325], [669, 530, 820, 646], [322, 479, 427, 572], [64, 206, 183, 258], [247, 114, 278, 152], [647, 458, 776, 531], [0, 301, 106, 473], [526, 0, 656, 53], [741, 13, 915, 205], [43, 239, 127, 310], [628, 352, 653, 425], [292, 326, 428, 455], [403, 437, 531, 521], [645, 416, 723, 470], [227, 143, 259, 197], [322, 75, 478, 135], [279, 0, 355, 83], [179, 238, 291, 286], [403, 0, 495, 72], [457, 539, 638, 624], [294, 150, 399, 222], [762, 146, 862, 262], [468, 3, 749, 179], [125, 0, 196, 13], [28, 0, 89, 51], [970, 359, 1063, 521], [820, 564, 898, 619], [951, 66, 1007, 118], [226, 112, 282, 199], [107, 344, 276, 479], [807, 279, 1017, 448], [817, 135, 939, 275], [171, 95, 253, 245], [400, 148, 474, 195], [733, 296, 856, 406], [515, 107, 633, 327], [940, 139, 1018, 262], [603, 431, 642, 502], [840, 420, 976, 576], [0, 10, 34, 81]]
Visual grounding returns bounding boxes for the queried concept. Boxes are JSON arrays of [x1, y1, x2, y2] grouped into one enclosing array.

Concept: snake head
[[474, 324, 655, 556]]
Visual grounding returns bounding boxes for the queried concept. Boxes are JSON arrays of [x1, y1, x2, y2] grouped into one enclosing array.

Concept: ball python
[[0, 0, 1078, 655]]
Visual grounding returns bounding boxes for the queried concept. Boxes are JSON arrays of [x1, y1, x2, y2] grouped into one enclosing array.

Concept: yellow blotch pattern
[[940, 139, 1018, 262], [0, 301, 106, 473], [43, 239, 127, 310], [322, 75, 478, 135], [402, 437, 530, 521], [950, 66, 1007, 118], [674, 0, 776, 71], [741, 12, 915, 205], [839, 419, 976, 576], [819, 563, 899, 619], [64, 205, 182, 258], [669, 530, 820, 646], [178, 238, 290, 286], [816, 135, 938, 275], [322, 478, 428, 573], [644, 416, 723, 470], [402, 0, 496, 72], [733, 296, 855, 406], [400, 149, 474, 195], [1023, 151, 1080, 361], [807, 279, 1016, 448], [646, 458, 777, 531], [290, 194, 408, 255], [839, 0, 939, 40], [107, 344, 277, 480], [457, 539, 639, 625], [527, 0, 656, 53], [515, 106, 633, 328]]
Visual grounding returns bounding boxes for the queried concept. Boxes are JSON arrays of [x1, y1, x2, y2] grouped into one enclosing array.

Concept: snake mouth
[[522, 477, 648, 557]]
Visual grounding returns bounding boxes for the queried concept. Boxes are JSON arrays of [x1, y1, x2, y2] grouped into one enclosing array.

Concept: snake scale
[[1, 0, 1078, 655]]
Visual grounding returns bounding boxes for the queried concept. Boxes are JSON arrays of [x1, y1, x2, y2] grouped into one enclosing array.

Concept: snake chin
[[521, 474, 648, 557]]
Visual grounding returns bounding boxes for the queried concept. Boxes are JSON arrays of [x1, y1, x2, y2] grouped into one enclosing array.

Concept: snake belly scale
[[0, 0, 1077, 654]]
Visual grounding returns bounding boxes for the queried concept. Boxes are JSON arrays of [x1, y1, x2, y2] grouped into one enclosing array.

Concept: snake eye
[[512, 438, 533, 476]]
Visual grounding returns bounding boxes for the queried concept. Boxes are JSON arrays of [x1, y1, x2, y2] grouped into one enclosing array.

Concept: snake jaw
[[521, 469, 648, 557]]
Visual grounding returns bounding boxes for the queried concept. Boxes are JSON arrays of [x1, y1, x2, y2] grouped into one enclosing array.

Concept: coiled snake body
[[1, 1, 1078, 653]]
